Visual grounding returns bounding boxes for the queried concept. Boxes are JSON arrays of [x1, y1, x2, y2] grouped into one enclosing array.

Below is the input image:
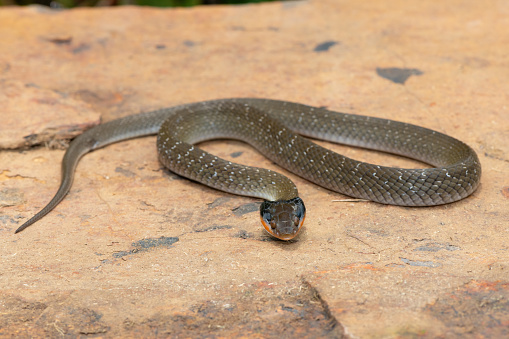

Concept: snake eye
[[262, 212, 271, 223], [293, 216, 299, 226]]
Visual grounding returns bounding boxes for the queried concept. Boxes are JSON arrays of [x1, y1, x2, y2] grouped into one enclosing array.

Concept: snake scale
[[16, 98, 481, 240]]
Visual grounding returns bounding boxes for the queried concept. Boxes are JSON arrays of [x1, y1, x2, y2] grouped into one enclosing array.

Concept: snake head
[[260, 197, 306, 240]]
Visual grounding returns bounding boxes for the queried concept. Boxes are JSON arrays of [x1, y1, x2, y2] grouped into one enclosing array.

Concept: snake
[[15, 98, 482, 240]]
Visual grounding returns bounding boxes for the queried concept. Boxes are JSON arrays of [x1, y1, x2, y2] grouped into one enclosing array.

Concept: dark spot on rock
[[376, 67, 423, 84], [113, 236, 179, 258], [401, 257, 441, 267], [314, 41, 339, 52], [233, 230, 253, 239], [194, 225, 233, 233], [133, 236, 179, 249], [232, 202, 259, 216], [72, 43, 91, 54], [115, 167, 136, 178], [207, 197, 231, 209], [414, 242, 460, 252], [46, 36, 73, 45]]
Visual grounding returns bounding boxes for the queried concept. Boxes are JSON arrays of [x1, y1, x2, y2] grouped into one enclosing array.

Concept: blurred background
[[0, 0, 282, 8]]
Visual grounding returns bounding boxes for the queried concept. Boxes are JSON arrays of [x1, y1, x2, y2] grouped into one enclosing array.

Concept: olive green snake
[[15, 98, 481, 240]]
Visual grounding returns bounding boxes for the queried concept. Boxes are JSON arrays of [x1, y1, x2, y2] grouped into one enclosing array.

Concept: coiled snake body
[[16, 99, 481, 240]]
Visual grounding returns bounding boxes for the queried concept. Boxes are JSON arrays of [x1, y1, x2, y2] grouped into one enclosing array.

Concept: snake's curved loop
[[15, 98, 481, 240]]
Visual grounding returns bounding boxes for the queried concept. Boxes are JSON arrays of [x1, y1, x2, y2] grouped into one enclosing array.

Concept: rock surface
[[0, 1, 508, 337]]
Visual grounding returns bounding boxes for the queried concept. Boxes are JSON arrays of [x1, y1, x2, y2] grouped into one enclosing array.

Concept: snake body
[[16, 98, 481, 239]]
